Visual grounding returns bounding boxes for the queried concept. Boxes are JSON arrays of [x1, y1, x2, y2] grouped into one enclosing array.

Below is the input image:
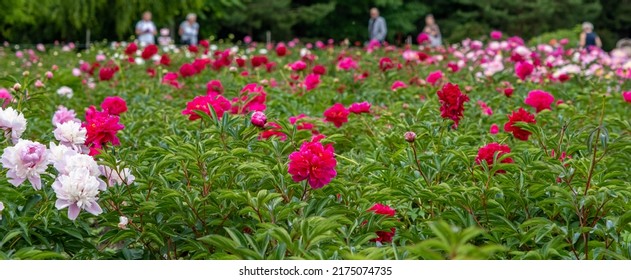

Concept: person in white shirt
[[135, 11, 157, 46], [179, 13, 200, 45]]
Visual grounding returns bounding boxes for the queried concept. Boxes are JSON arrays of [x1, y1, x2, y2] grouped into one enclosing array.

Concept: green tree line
[[1, 0, 629, 49]]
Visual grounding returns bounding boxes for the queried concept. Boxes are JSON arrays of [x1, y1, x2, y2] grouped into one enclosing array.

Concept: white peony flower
[[118, 216, 129, 229], [100, 164, 135, 186], [53, 121, 87, 150], [0, 107, 27, 144], [56, 86, 73, 98], [54, 150, 106, 190], [52, 167, 103, 220]]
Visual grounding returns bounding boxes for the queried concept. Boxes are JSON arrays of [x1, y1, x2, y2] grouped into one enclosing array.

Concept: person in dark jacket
[[579, 22, 602, 50]]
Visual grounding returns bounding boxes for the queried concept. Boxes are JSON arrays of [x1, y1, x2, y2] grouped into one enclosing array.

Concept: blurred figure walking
[[579, 22, 602, 50], [179, 13, 200, 46], [135, 11, 157, 46], [423, 14, 442, 47], [368, 8, 387, 43]]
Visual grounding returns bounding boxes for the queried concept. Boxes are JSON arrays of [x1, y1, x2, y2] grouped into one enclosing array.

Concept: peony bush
[[0, 35, 630, 260]]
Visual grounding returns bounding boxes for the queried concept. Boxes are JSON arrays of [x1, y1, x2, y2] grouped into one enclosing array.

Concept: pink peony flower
[[289, 60, 307, 71], [52, 106, 80, 127], [417, 33, 429, 45], [0, 88, 12, 108], [490, 124, 499, 134], [100, 96, 128, 116], [515, 61, 534, 81], [259, 122, 287, 141], [206, 80, 224, 95], [337, 57, 358, 71], [182, 93, 232, 121], [251, 111, 267, 128], [288, 140, 337, 189], [426, 70, 444, 86], [323, 103, 350, 128], [303, 74, 321, 91], [623, 91, 631, 103], [349, 102, 371, 114], [477, 100, 493, 116], [1, 139, 49, 190], [524, 90, 554, 113], [490, 30, 503, 40], [162, 72, 182, 88], [391, 81, 407, 91], [232, 83, 267, 114]]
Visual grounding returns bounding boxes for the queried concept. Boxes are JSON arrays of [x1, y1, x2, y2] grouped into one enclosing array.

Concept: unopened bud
[[404, 131, 416, 143], [251, 111, 267, 128], [12, 83, 21, 91]]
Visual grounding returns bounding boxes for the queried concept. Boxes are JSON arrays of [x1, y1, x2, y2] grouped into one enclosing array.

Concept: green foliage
[[0, 38, 630, 260]]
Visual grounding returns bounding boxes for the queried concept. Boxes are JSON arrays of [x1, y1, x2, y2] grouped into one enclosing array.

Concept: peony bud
[[404, 131, 416, 143], [45, 71, 53, 79], [251, 111, 267, 128], [12, 83, 21, 91]]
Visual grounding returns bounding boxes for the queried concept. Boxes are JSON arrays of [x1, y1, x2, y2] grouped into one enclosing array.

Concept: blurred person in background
[[135, 11, 157, 46], [579, 21, 602, 50], [423, 14, 442, 47], [368, 8, 387, 44], [179, 13, 200, 46]]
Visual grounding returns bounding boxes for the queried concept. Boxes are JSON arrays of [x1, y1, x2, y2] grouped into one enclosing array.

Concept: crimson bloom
[[181, 93, 232, 121], [259, 122, 287, 141], [323, 103, 350, 128], [622, 91, 631, 103], [124, 43, 137, 55], [475, 142, 513, 173], [206, 80, 224, 95], [275, 43, 287, 56], [101, 96, 128, 116], [368, 203, 396, 243], [84, 106, 125, 156], [379, 57, 394, 72], [98, 66, 118, 81], [179, 63, 197, 77], [436, 83, 470, 128], [524, 90, 554, 113], [141, 44, 158, 60], [312, 65, 326, 75], [287, 139, 337, 189], [504, 108, 536, 141]]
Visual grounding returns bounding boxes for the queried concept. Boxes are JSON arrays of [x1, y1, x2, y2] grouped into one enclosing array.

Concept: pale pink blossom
[[1, 139, 49, 190], [52, 167, 103, 220]]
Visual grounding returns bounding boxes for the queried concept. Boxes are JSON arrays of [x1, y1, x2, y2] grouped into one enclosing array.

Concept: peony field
[[0, 35, 630, 260]]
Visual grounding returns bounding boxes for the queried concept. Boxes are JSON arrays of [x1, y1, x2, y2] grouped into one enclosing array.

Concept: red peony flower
[[251, 55, 268, 68], [349, 102, 371, 114], [141, 44, 158, 60], [287, 140, 337, 189], [379, 57, 394, 72], [124, 43, 137, 56], [181, 93, 232, 121], [368, 203, 396, 243], [303, 74, 320, 91], [160, 54, 171, 66], [275, 43, 287, 57], [504, 108, 536, 141], [312, 65, 326, 75], [436, 83, 470, 128], [206, 80, 224, 95], [524, 90, 554, 113], [100, 96, 128, 116], [515, 61, 534, 81], [337, 57, 358, 71], [490, 124, 499, 134], [179, 63, 197, 77], [188, 44, 198, 53], [98, 66, 118, 81], [84, 106, 125, 156], [259, 122, 287, 141], [199, 40, 210, 48], [192, 58, 210, 73], [622, 91, 631, 103], [323, 103, 350, 128], [475, 142, 513, 173], [289, 60, 307, 71]]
